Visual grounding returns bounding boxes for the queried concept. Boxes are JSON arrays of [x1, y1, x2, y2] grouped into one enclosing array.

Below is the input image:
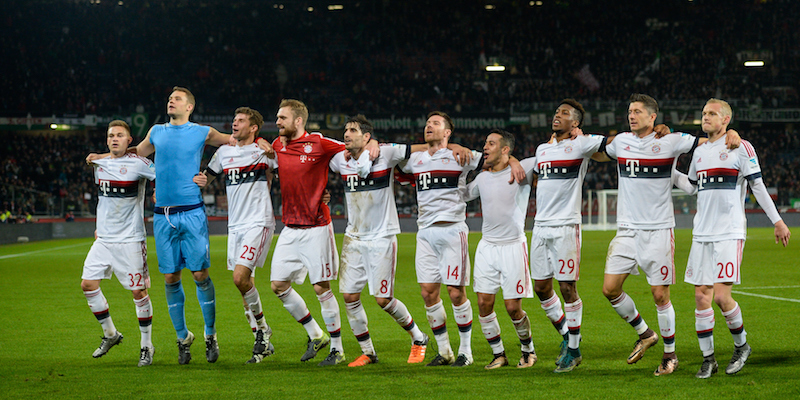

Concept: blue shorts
[[153, 206, 210, 274]]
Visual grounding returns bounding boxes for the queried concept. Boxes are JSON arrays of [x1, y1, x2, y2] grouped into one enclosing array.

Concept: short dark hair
[[489, 128, 515, 153], [234, 107, 264, 130], [427, 111, 454, 132], [172, 86, 196, 105], [629, 93, 659, 115], [559, 98, 586, 128], [346, 114, 374, 135]]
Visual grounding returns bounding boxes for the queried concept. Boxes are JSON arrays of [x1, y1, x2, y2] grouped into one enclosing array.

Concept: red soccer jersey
[[273, 131, 345, 227]]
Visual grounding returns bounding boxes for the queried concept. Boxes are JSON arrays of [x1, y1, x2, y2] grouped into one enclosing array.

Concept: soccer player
[[401, 111, 525, 367], [82, 120, 156, 366], [464, 129, 538, 370], [594, 93, 739, 376], [193, 107, 278, 364], [269, 99, 378, 366], [530, 99, 609, 373], [672, 99, 791, 378], [88, 87, 245, 364], [329, 115, 430, 367]]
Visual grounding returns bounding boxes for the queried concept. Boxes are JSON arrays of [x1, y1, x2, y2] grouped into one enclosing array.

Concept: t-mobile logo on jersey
[[417, 172, 432, 190], [539, 162, 552, 179], [346, 175, 360, 191], [99, 180, 111, 196], [227, 168, 241, 185], [697, 171, 707, 190], [625, 159, 640, 177]]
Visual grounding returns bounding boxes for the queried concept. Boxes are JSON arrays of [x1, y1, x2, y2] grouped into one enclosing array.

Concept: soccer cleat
[[517, 351, 538, 368], [92, 331, 123, 358], [696, 355, 718, 379], [247, 342, 275, 364], [247, 329, 274, 363], [451, 353, 473, 367], [205, 333, 219, 363], [408, 333, 429, 364], [138, 346, 154, 367], [426, 353, 455, 366], [555, 339, 568, 366], [654, 356, 679, 376], [318, 349, 345, 366], [301, 333, 330, 362], [725, 343, 751, 375], [554, 349, 582, 373], [627, 332, 659, 364], [348, 353, 378, 367], [484, 352, 509, 370], [177, 331, 195, 365]]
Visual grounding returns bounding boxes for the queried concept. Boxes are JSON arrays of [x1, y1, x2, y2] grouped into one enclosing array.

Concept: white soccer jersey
[[401, 148, 482, 229], [465, 157, 537, 244], [605, 131, 698, 230], [689, 139, 762, 241], [330, 144, 410, 240], [207, 143, 278, 231], [93, 154, 156, 242], [534, 135, 606, 226]]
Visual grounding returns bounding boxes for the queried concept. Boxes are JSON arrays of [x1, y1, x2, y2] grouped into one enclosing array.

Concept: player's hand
[[450, 144, 472, 166], [227, 135, 237, 146], [508, 157, 526, 184], [322, 189, 331, 205], [343, 149, 352, 161], [255, 137, 275, 157], [193, 171, 208, 188], [775, 220, 791, 247], [86, 153, 107, 165], [366, 140, 381, 161], [725, 129, 741, 149], [569, 127, 584, 139], [94, 230, 98, 240], [654, 124, 672, 138]]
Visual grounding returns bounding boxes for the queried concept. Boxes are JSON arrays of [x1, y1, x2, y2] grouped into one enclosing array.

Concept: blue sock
[[165, 281, 188, 340], [195, 277, 216, 336]]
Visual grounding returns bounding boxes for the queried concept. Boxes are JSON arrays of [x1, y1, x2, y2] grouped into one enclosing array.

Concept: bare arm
[[205, 127, 231, 147]]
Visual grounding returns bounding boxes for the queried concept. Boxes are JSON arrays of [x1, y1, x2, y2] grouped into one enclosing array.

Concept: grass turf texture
[[1, 228, 798, 399]]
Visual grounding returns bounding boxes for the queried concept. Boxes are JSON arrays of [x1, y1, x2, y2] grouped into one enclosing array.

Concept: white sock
[[656, 301, 676, 353], [479, 312, 504, 355], [611, 292, 649, 335], [244, 287, 271, 336], [512, 312, 534, 353], [452, 300, 473, 357], [346, 300, 375, 356], [426, 300, 453, 357], [85, 288, 117, 338], [723, 302, 747, 347], [134, 295, 153, 349], [540, 293, 568, 337], [317, 290, 343, 353], [244, 306, 258, 337], [383, 298, 425, 343], [565, 298, 583, 349], [695, 308, 715, 357], [277, 287, 324, 339]]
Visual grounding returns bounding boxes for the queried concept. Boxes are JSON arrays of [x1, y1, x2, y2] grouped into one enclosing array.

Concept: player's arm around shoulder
[[205, 127, 231, 147]]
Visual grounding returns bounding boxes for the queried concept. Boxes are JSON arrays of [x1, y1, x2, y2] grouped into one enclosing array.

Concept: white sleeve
[[329, 152, 342, 174], [207, 150, 222, 175], [467, 150, 482, 171], [520, 157, 538, 185], [672, 169, 697, 195], [464, 175, 480, 202], [354, 150, 372, 179], [749, 177, 782, 225]]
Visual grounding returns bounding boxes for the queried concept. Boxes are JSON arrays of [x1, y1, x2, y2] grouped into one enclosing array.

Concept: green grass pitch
[[1, 228, 799, 399]]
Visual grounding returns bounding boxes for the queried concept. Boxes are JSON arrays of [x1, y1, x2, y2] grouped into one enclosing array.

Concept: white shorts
[[473, 238, 533, 299], [529, 224, 581, 281], [339, 235, 397, 298], [227, 226, 275, 277], [82, 240, 150, 290], [415, 222, 470, 287], [271, 223, 338, 285], [605, 228, 676, 286], [685, 239, 744, 286]]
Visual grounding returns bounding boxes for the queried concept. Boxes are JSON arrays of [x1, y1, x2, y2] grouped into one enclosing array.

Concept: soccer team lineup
[[80, 87, 791, 378]]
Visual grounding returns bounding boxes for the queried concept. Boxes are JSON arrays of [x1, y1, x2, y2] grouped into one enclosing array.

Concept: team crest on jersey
[[251, 152, 259, 160], [303, 143, 313, 154], [442, 158, 450, 164], [119, 167, 127, 175], [564, 145, 573, 154], [651, 143, 661, 154], [685, 266, 693, 278], [719, 152, 728, 161]]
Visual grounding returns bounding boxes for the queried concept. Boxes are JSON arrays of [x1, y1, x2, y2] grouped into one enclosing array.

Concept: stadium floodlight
[[485, 5, 496, 9], [307, 7, 314, 11], [50, 124, 57, 130], [486, 65, 506, 72], [744, 60, 765, 67], [328, 4, 344, 10]]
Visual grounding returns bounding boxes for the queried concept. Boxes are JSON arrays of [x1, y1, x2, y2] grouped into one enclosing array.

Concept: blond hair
[[706, 98, 733, 120], [279, 99, 309, 125]]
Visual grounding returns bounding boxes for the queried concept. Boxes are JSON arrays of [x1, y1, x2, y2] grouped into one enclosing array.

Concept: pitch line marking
[[736, 285, 800, 290], [0, 242, 91, 260], [731, 290, 800, 304]]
